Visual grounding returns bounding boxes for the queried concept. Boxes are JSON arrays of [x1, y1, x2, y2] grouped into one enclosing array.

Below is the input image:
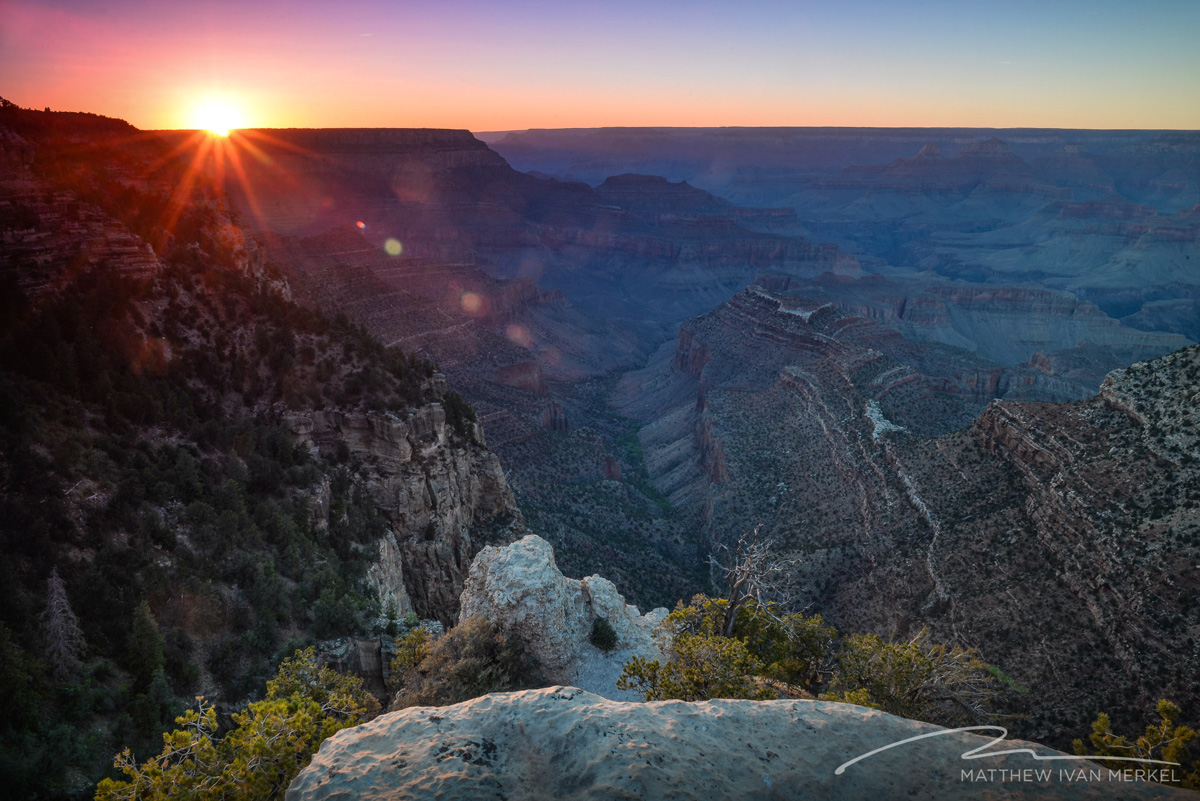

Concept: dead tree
[[709, 526, 797, 638], [40, 567, 86, 680]]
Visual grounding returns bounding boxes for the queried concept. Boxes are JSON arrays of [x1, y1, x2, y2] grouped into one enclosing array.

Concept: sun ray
[[157, 133, 214, 247], [147, 116, 350, 243], [222, 136, 267, 226]]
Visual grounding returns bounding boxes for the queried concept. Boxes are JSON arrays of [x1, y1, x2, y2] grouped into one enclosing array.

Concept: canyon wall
[[285, 405, 519, 623]]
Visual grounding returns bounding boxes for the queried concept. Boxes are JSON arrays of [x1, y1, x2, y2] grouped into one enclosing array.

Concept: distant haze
[[2, 0, 1198, 130]]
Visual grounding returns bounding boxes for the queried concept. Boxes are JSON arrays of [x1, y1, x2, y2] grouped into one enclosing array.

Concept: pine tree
[[96, 648, 380, 801], [39, 566, 86, 681], [128, 600, 165, 693]]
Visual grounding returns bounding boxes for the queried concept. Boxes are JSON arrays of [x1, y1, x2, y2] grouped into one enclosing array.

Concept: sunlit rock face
[[458, 535, 668, 699], [286, 687, 1191, 801]]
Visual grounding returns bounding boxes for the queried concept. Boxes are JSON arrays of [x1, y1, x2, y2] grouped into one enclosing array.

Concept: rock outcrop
[[364, 531, 414, 618], [539, 401, 570, 433], [595, 173, 732, 214], [494, 361, 546, 394], [287, 688, 1190, 801], [285, 405, 519, 623], [458, 535, 668, 698], [315, 637, 387, 702]]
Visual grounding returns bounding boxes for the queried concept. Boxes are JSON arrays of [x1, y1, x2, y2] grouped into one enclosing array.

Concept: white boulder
[[457, 535, 669, 699]]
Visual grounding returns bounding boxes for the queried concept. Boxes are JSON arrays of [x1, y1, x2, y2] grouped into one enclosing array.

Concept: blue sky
[[1, 0, 1197, 129]]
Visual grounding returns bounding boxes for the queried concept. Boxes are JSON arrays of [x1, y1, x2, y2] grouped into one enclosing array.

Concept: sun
[[188, 98, 247, 137]]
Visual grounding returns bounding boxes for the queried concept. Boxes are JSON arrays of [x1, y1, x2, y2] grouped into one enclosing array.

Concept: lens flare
[[384, 238, 403, 255], [506, 324, 534, 348], [461, 292, 486, 316]]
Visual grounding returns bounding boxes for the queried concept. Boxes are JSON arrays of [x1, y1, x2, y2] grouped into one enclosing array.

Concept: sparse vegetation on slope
[[0, 107, 483, 799], [388, 616, 544, 710], [95, 648, 379, 801]]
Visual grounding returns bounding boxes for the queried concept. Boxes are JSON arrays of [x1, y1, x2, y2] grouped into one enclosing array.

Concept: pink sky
[[2, 0, 1198, 131]]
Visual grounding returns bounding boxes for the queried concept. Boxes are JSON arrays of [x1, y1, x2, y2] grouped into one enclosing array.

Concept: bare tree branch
[[709, 526, 798, 638], [39, 566, 86, 680]]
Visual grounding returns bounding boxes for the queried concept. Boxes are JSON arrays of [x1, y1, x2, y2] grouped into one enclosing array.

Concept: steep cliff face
[[0, 124, 163, 294], [285, 406, 519, 623], [287, 688, 1191, 801], [539, 401, 570, 433]]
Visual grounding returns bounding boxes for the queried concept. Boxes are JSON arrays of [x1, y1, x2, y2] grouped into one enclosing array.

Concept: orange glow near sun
[[188, 98, 247, 136]]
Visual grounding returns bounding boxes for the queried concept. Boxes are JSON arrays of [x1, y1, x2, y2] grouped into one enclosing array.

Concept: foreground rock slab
[[287, 687, 1189, 800]]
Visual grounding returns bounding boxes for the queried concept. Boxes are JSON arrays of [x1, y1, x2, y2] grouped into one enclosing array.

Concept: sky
[[1, 0, 1198, 131]]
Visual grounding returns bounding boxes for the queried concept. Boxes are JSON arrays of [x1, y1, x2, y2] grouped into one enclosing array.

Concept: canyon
[[618, 284, 1200, 743], [203, 123, 1197, 742], [487, 127, 1200, 338], [2, 104, 1198, 799]]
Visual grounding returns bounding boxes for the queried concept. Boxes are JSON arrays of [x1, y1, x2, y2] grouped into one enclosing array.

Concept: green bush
[[391, 616, 544, 709], [96, 648, 379, 801], [1074, 700, 1198, 790], [619, 631, 769, 702], [388, 626, 431, 693], [589, 617, 618, 652], [617, 595, 835, 702], [825, 630, 998, 727]]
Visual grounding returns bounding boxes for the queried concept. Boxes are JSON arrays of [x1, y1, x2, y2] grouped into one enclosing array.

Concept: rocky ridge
[[756, 272, 1190, 388]]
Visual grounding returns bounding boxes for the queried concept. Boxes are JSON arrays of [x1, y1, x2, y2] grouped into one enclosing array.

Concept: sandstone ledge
[[286, 687, 1189, 800]]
